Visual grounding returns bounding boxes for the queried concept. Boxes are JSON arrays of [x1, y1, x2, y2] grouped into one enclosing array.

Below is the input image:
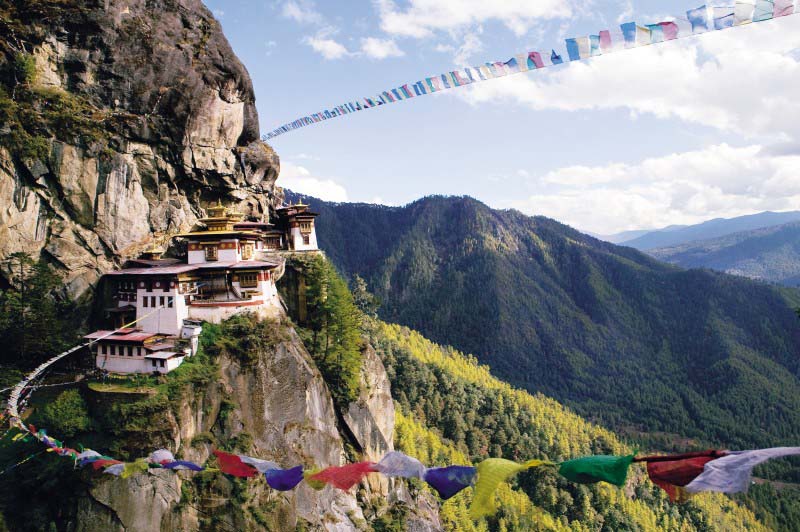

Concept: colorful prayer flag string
[[262, 3, 798, 140]]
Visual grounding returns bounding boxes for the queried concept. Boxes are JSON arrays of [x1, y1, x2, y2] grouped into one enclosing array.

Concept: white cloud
[[616, 0, 633, 24], [303, 36, 350, 59], [212, 8, 225, 18], [375, 0, 573, 38], [277, 162, 349, 202], [360, 37, 405, 59], [282, 1, 324, 25], [506, 144, 800, 234], [457, 16, 800, 140], [453, 32, 483, 66], [264, 40, 277, 56]]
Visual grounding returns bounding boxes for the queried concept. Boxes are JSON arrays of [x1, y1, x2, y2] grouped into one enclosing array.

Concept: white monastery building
[[86, 201, 320, 375]]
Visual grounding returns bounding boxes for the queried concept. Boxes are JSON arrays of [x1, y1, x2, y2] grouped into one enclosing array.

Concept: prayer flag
[[239, 455, 280, 473], [104, 463, 125, 476], [558, 455, 635, 486], [599, 30, 613, 52], [212, 449, 258, 478], [423, 466, 476, 500], [149, 449, 174, 464], [479, 65, 494, 79], [590, 35, 601, 56], [620, 22, 637, 46], [754, 0, 775, 20], [688, 5, 710, 32], [308, 462, 377, 491], [775, 0, 794, 15], [550, 49, 563, 65], [391, 89, 403, 100], [375, 451, 427, 479], [492, 62, 508, 77], [471, 459, 551, 518], [92, 459, 123, 471], [565, 38, 580, 61], [425, 77, 438, 92], [162, 460, 204, 471], [504, 57, 521, 74], [121, 459, 150, 479], [636, 25, 652, 45], [439, 75, 452, 89], [645, 452, 725, 501], [647, 24, 664, 43], [515, 54, 529, 72], [734, 1, 756, 23], [659, 21, 680, 40], [714, 6, 736, 28], [577, 36, 591, 58], [528, 52, 545, 69], [686, 447, 800, 494], [265, 465, 304, 491], [400, 84, 413, 98], [413, 81, 426, 96]]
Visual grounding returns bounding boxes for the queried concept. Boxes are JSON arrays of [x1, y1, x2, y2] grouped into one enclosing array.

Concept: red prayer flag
[[307, 462, 377, 490], [212, 449, 259, 478], [647, 455, 719, 501], [91, 459, 123, 470]]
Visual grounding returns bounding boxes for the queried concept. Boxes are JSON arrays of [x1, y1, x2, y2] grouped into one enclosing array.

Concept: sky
[[203, 0, 800, 235]]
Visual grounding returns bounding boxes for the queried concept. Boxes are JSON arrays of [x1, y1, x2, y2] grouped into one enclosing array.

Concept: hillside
[[650, 221, 800, 286], [613, 211, 800, 250], [291, 192, 800, 452], [372, 320, 771, 531]]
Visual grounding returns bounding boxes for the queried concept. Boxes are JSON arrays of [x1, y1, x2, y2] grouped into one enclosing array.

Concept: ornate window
[[239, 273, 258, 288], [205, 246, 218, 261], [242, 243, 254, 260]]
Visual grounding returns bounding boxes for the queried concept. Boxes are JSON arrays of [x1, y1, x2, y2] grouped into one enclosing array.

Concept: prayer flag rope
[[262, 3, 799, 140], [7, 413, 800, 518]]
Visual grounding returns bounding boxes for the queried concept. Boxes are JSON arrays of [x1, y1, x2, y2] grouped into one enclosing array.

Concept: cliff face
[[0, 0, 280, 297], [76, 322, 412, 531]]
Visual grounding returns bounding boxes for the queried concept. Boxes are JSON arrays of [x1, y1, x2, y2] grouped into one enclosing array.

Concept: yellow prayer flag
[[120, 459, 149, 479], [470, 458, 552, 518]]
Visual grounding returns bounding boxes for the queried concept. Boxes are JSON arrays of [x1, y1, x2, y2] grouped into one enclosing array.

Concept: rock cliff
[[75, 318, 439, 531], [0, 0, 280, 298]]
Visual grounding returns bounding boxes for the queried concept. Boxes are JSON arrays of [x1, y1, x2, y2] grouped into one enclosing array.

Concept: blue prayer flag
[[687, 5, 709, 32], [620, 22, 637, 45], [551, 49, 563, 65], [565, 38, 580, 61], [424, 466, 477, 500]]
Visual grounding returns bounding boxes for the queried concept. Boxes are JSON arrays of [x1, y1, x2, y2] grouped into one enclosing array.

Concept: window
[[159, 296, 165, 307], [300, 221, 312, 232], [127, 346, 133, 357], [152, 360, 157, 368], [239, 273, 258, 288], [205, 246, 218, 261], [159, 360, 165, 368], [242, 243, 253, 260], [143, 297, 149, 308], [101, 344, 107, 355], [302, 235, 310, 245], [167, 297, 174, 308]]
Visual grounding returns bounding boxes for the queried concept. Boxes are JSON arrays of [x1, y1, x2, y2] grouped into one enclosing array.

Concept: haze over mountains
[[602, 210, 800, 250], [651, 222, 800, 287], [288, 192, 800, 451]]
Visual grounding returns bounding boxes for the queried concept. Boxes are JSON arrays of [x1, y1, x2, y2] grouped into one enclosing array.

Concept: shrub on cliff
[[36, 389, 91, 438], [299, 256, 363, 407]]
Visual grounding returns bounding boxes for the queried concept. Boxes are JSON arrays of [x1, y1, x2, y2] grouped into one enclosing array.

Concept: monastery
[[87, 201, 319, 375]]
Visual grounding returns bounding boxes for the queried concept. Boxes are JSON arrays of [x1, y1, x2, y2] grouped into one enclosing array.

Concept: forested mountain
[[289, 192, 800, 452], [650, 221, 800, 286], [612, 211, 800, 250]]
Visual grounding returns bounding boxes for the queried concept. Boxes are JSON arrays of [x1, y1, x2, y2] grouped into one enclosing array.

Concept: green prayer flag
[[558, 454, 634, 486]]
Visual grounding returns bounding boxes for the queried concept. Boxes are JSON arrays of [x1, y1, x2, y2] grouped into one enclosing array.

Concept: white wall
[[135, 286, 188, 336], [188, 250, 206, 265], [289, 227, 318, 251]]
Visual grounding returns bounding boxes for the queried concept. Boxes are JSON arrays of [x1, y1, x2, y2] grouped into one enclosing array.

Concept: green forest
[[297, 193, 800, 454]]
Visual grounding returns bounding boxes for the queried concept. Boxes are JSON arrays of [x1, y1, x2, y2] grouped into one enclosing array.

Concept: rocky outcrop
[[0, 0, 280, 298]]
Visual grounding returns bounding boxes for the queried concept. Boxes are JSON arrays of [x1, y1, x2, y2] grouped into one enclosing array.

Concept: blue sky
[[204, 1, 800, 234]]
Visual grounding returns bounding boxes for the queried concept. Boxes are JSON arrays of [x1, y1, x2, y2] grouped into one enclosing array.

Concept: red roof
[[84, 329, 161, 343], [106, 264, 199, 276]]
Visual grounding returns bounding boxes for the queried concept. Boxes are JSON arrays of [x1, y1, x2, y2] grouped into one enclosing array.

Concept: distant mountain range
[[289, 191, 800, 451], [651, 221, 800, 286], [603, 211, 800, 250]]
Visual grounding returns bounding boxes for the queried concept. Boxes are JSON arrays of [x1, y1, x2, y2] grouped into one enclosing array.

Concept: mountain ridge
[[289, 191, 800, 452], [650, 221, 800, 287], [608, 210, 800, 250]]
